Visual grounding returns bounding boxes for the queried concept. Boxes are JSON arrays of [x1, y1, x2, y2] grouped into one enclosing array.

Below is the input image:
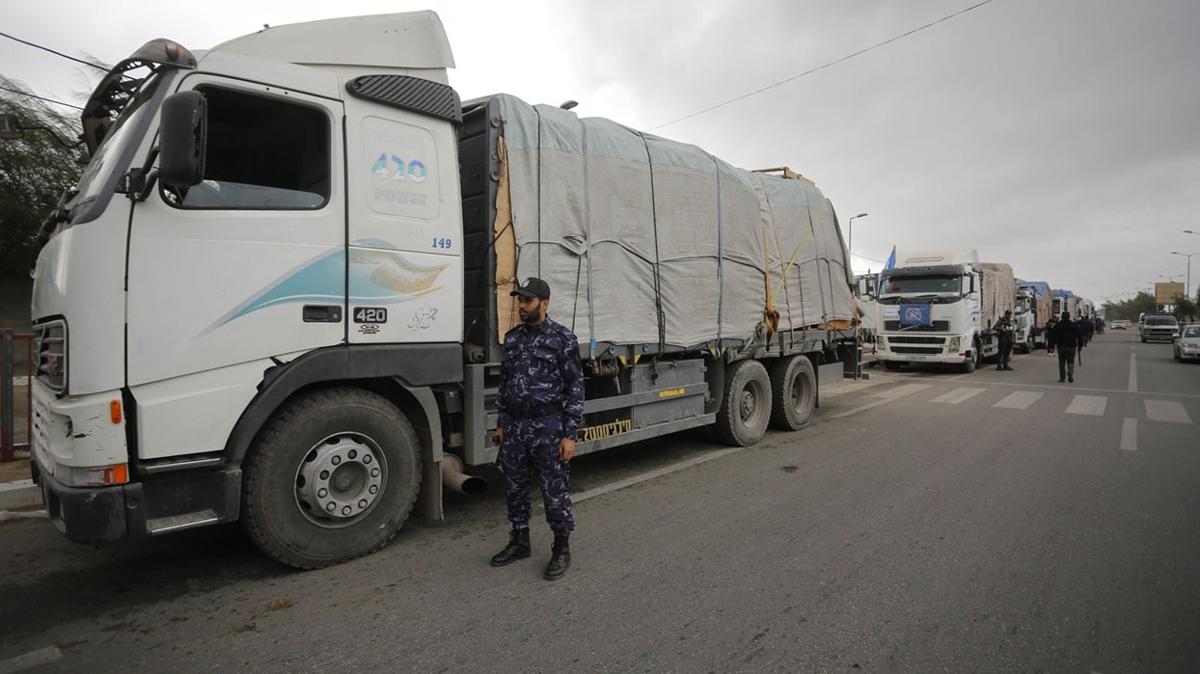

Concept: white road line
[[1128, 351, 1137, 393], [993, 390, 1044, 410], [1120, 418, 1138, 451], [830, 384, 933, 419], [930, 387, 986, 404], [573, 448, 745, 504], [1065, 395, 1107, 416], [0, 646, 62, 674], [872, 383, 933, 399], [1144, 400, 1193, 424]]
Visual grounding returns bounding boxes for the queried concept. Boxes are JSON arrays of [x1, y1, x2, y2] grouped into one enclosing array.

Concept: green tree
[[1103, 292, 1158, 321], [1174, 295, 1197, 322], [0, 78, 86, 278]]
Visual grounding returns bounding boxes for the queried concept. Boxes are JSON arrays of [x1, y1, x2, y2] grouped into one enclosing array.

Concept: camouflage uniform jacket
[[496, 318, 585, 438]]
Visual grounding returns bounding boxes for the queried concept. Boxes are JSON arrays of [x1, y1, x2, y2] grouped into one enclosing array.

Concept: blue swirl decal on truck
[[200, 242, 447, 336]]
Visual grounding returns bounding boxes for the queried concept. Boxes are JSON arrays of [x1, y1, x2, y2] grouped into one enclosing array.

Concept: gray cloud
[[3, 0, 1198, 302]]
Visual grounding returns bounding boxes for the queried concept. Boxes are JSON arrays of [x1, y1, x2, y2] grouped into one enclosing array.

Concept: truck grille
[[34, 320, 66, 392], [892, 346, 943, 354], [883, 320, 950, 332], [889, 336, 945, 345]]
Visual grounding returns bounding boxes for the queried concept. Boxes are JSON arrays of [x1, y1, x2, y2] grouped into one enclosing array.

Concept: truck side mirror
[[0, 113, 22, 139], [159, 90, 207, 188], [857, 278, 872, 298]]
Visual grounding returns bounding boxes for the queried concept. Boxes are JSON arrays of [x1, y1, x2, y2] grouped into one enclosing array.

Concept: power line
[[0, 30, 109, 73], [0, 85, 84, 111], [649, 0, 997, 131]]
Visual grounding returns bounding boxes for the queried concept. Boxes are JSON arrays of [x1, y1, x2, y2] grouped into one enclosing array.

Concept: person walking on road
[[1048, 311, 1083, 383], [490, 277, 585, 581], [1079, 314, 1094, 347], [996, 309, 1016, 371]]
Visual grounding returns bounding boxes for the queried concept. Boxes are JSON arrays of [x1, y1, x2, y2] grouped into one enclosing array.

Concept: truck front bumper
[[33, 453, 242, 544], [876, 333, 973, 364], [32, 456, 133, 542]]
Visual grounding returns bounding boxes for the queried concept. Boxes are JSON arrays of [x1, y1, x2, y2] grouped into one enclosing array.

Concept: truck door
[[126, 77, 345, 457]]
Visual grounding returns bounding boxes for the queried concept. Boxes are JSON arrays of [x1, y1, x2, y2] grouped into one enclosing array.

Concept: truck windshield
[[1145, 316, 1178, 326], [879, 275, 962, 298], [72, 72, 165, 214]]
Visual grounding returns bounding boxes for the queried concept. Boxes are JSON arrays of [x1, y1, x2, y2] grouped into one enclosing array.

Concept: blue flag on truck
[[899, 303, 933, 326], [875, 245, 896, 296]]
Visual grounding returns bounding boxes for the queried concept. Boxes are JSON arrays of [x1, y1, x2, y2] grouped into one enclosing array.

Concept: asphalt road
[[1, 331, 1197, 672]]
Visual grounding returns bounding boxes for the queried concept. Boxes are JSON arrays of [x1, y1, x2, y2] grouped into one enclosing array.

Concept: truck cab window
[[163, 86, 329, 210]]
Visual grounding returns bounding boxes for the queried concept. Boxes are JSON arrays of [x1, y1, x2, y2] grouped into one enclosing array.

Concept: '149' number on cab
[[432, 237, 453, 250]]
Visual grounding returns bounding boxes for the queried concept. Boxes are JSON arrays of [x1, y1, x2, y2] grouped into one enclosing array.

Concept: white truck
[[1014, 280, 1052, 351], [24, 13, 861, 568], [874, 250, 1015, 373], [1052, 289, 1079, 321]]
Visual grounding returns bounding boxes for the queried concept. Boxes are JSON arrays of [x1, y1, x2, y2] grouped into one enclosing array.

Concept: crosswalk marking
[[872, 383, 933, 399], [930, 387, 986, 404], [832, 384, 932, 419], [1065, 395, 1107, 416], [1144, 400, 1193, 424], [1120, 418, 1138, 451], [993, 390, 1044, 410]]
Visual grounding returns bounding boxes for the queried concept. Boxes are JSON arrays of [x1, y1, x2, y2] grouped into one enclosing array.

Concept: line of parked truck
[[854, 250, 1094, 373]]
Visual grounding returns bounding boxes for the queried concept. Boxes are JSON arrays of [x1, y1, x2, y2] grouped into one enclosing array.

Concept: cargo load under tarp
[[488, 94, 855, 352], [979, 262, 1016, 330]]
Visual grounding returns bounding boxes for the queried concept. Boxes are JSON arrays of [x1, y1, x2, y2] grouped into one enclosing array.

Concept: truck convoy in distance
[[866, 251, 1093, 372], [873, 250, 1015, 373], [26, 13, 861, 568]]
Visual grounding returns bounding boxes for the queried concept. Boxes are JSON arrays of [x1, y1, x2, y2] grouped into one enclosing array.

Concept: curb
[[0, 481, 42, 511]]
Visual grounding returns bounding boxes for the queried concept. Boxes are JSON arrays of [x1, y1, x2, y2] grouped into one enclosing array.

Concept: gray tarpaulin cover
[[492, 94, 855, 349], [979, 262, 1016, 329]]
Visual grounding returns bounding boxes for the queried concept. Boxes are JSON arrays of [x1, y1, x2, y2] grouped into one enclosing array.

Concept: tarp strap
[[712, 155, 724, 344], [582, 122, 595, 358], [533, 106, 543, 278], [638, 132, 667, 354]]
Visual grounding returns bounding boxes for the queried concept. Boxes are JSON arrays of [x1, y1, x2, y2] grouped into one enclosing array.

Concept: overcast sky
[[3, 0, 1199, 303]]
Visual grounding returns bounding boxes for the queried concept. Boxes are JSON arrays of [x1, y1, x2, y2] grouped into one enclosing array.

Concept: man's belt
[[511, 402, 562, 419]]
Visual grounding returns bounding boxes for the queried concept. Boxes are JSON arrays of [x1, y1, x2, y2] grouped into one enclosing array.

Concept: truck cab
[[30, 14, 465, 563], [874, 250, 992, 373]]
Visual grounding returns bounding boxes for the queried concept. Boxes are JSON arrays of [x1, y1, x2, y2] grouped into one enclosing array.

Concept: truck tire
[[882, 360, 902, 371], [714, 359, 772, 446], [241, 388, 422, 569], [769, 355, 817, 431], [960, 341, 979, 373]]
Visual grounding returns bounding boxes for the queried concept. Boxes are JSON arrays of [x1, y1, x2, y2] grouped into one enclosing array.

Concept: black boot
[[490, 528, 531, 567], [544, 534, 571, 581]]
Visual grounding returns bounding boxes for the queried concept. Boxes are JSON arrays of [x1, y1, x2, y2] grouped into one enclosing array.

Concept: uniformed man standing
[[489, 277, 585, 581], [995, 309, 1016, 371], [993, 311, 1012, 371]]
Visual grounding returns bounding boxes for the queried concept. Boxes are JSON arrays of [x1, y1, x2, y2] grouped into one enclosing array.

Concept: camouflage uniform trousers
[[498, 415, 575, 534]]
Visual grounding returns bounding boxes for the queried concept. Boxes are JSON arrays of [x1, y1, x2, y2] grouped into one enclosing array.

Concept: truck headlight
[[948, 336, 961, 350], [878, 337, 887, 348]]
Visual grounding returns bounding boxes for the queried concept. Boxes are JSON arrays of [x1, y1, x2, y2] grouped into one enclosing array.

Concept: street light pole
[[1170, 251, 1197, 303], [847, 212, 869, 259]]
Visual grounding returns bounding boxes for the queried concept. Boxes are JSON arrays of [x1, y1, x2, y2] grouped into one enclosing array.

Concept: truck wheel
[[241, 388, 422, 569], [715, 359, 772, 446], [960, 343, 979, 373], [769, 355, 816, 431], [882, 360, 902, 371]]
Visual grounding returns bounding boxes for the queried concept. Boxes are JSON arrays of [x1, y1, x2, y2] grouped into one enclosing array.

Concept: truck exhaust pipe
[[441, 454, 486, 495]]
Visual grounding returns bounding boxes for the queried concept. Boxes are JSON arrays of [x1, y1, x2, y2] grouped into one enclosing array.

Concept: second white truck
[[874, 250, 1015, 373]]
